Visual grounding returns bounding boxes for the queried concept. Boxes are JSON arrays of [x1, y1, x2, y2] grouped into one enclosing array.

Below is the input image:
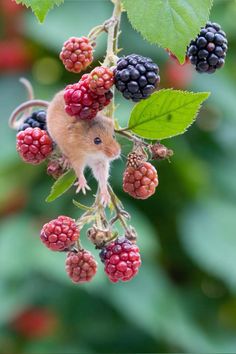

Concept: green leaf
[[122, 0, 213, 63], [127, 89, 210, 140], [46, 169, 76, 203], [15, 0, 64, 22], [73, 200, 93, 212]]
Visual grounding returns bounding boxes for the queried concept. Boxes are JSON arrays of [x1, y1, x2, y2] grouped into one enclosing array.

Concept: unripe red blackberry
[[88, 66, 114, 94], [66, 250, 97, 283], [150, 142, 173, 160], [123, 161, 158, 199], [47, 160, 64, 179], [87, 226, 111, 248], [18, 110, 47, 132], [100, 237, 141, 283], [187, 22, 228, 73], [114, 54, 160, 102], [64, 74, 113, 119], [16, 127, 53, 165], [59, 37, 93, 73], [40, 216, 79, 251]]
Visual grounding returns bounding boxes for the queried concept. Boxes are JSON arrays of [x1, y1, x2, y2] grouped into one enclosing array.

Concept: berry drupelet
[[114, 54, 160, 102], [18, 110, 47, 132], [187, 22, 228, 74], [100, 237, 141, 282]]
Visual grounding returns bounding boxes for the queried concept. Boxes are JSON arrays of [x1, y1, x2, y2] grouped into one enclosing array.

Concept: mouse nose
[[105, 142, 121, 159]]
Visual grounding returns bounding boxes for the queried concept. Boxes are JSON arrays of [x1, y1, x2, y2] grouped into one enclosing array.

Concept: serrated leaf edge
[[128, 89, 210, 140]]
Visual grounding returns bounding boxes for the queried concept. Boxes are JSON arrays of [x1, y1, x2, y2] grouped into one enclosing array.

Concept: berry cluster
[[60, 37, 93, 73], [187, 22, 228, 74], [40, 215, 141, 284], [18, 110, 47, 132], [16, 127, 53, 165]]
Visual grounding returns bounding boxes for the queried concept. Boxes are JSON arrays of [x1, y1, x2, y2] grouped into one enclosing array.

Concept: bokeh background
[[1, 0, 236, 352]]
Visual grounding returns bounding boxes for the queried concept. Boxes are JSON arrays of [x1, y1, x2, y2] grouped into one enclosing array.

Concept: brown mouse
[[46, 90, 121, 205]]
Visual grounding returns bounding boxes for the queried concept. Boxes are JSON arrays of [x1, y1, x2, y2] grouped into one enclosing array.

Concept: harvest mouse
[[46, 91, 121, 206]]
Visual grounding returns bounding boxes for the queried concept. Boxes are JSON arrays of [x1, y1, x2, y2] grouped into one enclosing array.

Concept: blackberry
[[18, 110, 47, 132], [114, 54, 160, 102], [66, 250, 97, 283], [187, 22, 228, 74], [100, 236, 141, 283], [16, 127, 53, 165], [123, 161, 158, 200], [40, 215, 79, 251], [59, 36, 93, 73]]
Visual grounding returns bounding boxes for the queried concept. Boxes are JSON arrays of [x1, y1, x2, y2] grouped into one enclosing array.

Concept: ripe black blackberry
[[187, 22, 228, 74], [114, 54, 160, 102], [18, 110, 47, 132]]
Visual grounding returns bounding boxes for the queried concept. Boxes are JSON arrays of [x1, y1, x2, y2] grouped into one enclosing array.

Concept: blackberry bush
[[9, 0, 224, 286]]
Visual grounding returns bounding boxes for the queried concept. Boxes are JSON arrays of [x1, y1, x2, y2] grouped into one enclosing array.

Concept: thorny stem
[[103, 0, 122, 67]]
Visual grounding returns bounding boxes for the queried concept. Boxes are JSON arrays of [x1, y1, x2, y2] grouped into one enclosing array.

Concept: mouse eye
[[94, 137, 102, 145]]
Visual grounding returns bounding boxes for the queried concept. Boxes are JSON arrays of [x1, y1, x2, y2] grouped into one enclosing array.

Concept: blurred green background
[[1, 0, 236, 352]]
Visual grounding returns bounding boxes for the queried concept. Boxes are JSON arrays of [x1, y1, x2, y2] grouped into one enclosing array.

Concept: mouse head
[[82, 115, 121, 160]]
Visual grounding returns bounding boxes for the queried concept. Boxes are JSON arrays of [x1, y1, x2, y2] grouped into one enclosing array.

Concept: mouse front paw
[[74, 176, 91, 195], [100, 188, 111, 207]]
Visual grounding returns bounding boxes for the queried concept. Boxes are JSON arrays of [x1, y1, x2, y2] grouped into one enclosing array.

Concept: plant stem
[[104, 0, 122, 67], [115, 129, 149, 147], [103, 0, 122, 119], [108, 185, 130, 232]]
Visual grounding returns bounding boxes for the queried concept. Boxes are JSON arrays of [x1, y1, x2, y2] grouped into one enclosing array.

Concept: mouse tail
[[9, 99, 49, 130], [9, 78, 49, 130]]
